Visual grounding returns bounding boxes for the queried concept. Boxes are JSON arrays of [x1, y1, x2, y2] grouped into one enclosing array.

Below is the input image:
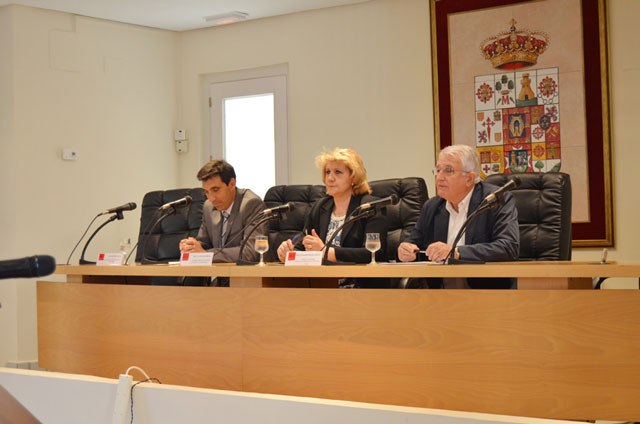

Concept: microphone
[[0, 255, 56, 280], [236, 209, 291, 265], [79, 202, 137, 264], [483, 176, 521, 204], [99, 202, 137, 216], [443, 179, 521, 265], [358, 194, 399, 210], [261, 202, 295, 216], [159, 195, 192, 211]]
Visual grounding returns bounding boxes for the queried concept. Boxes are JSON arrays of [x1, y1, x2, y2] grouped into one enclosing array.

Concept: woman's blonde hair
[[315, 148, 371, 195]]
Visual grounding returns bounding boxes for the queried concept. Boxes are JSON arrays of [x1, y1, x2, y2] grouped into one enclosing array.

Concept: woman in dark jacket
[[277, 148, 388, 287]]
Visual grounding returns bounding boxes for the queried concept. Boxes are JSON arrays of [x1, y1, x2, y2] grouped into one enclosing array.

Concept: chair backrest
[[369, 177, 429, 260], [485, 172, 572, 260], [135, 188, 206, 263], [263, 177, 429, 261], [263, 184, 327, 261]]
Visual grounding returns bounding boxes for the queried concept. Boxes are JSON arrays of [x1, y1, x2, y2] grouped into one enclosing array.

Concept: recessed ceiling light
[[204, 11, 249, 26]]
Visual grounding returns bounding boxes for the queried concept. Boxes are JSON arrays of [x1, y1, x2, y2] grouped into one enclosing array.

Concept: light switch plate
[[174, 129, 186, 141], [176, 140, 188, 153], [62, 148, 78, 161]]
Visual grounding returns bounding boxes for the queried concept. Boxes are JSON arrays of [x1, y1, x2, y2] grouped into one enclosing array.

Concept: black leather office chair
[[401, 172, 572, 289], [135, 188, 206, 263], [485, 172, 572, 261], [369, 177, 429, 261], [135, 188, 207, 286]]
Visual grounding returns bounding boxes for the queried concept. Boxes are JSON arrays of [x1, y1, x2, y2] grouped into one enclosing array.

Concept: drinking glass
[[365, 233, 381, 265], [255, 235, 269, 266]]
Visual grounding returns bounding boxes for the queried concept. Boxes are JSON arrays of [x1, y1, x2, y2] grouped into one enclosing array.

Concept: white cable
[[125, 366, 151, 381]]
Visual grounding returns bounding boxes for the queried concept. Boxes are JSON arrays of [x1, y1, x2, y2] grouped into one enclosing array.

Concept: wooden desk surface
[[55, 261, 640, 279]]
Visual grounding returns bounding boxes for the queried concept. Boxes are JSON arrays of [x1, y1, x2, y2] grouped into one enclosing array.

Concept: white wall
[[0, 0, 639, 368], [0, 5, 19, 370], [0, 5, 180, 366], [177, 0, 435, 191], [570, 0, 640, 286]]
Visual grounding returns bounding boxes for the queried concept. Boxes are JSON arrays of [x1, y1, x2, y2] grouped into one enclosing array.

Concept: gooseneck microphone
[[322, 196, 394, 264], [358, 195, 399, 211], [78, 200, 138, 265], [261, 202, 295, 216], [0, 255, 56, 279], [140, 195, 193, 263], [443, 177, 521, 265], [483, 177, 521, 204], [236, 205, 295, 265], [159, 196, 192, 211], [100, 202, 137, 216]]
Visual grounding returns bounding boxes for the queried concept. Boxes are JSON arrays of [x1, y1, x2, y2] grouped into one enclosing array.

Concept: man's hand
[[179, 237, 206, 253], [425, 241, 453, 263], [398, 242, 419, 262]]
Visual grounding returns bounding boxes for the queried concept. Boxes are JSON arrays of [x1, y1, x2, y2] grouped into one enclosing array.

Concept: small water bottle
[[119, 238, 131, 264]]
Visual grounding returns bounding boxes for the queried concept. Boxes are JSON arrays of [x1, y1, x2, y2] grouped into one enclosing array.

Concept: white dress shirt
[[443, 187, 474, 289], [445, 187, 474, 247]]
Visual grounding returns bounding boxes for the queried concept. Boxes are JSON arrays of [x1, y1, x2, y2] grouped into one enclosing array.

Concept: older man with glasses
[[397, 144, 519, 289]]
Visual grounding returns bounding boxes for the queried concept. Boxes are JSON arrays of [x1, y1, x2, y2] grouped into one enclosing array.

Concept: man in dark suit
[[179, 159, 266, 263], [398, 145, 519, 289]]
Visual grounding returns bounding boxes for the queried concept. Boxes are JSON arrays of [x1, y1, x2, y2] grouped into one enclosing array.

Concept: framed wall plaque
[[430, 0, 613, 246]]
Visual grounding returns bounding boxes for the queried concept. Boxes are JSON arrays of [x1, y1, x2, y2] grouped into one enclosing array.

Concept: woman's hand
[[277, 239, 295, 262], [302, 229, 324, 251]]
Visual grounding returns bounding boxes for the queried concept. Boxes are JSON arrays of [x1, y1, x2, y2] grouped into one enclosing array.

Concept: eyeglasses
[[432, 167, 469, 177]]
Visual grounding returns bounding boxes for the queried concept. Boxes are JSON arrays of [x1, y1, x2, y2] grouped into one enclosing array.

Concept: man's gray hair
[[439, 145, 481, 183]]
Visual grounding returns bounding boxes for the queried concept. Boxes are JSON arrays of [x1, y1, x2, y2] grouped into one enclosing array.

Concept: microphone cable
[[124, 240, 140, 265], [65, 214, 101, 265], [125, 208, 162, 265], [130, 377, 162, 424], [123, 366, 161, 424]]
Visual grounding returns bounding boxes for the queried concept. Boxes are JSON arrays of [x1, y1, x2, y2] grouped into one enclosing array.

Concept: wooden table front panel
[[37, 283, 244, 391], [37, 282, 640, 421]]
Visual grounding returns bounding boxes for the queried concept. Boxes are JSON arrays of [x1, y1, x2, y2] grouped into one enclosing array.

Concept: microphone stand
[[79, 211, 124, 264], [442, 198, 502, 265], [321, 207, 376, 265], [140, 207, 177, 264], [236, 213, 282, 265]]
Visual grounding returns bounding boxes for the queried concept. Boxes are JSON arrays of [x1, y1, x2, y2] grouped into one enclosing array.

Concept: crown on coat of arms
[[480, 19, 550, 69]]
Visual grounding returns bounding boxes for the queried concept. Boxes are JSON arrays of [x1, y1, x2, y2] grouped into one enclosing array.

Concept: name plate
[[285, 251, 323, 266], [180, 252, 214, 266], [96, 253, 125, 266]]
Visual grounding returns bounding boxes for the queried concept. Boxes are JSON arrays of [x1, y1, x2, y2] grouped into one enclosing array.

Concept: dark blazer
[[301, 193, 388, 263], [405, 181, 519, 288], [196, 188, 267, 262]]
